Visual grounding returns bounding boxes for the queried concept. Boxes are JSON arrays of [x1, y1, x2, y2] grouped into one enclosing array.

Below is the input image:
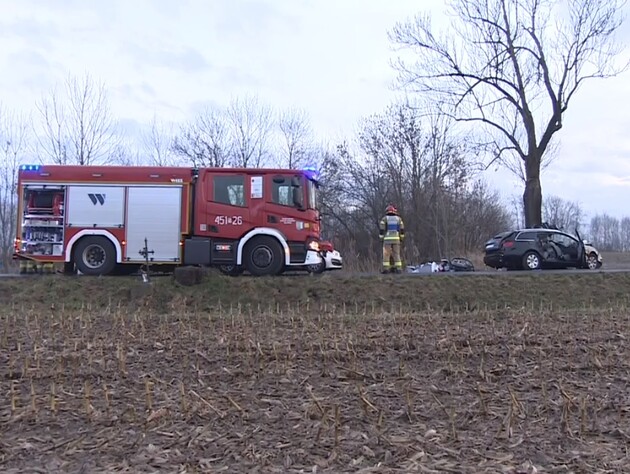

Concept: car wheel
[[243, 236, 284, 276], [307, 261, 326, 274], [306, 251, 326, 274], [218, 264, 244, 277], [450, 257, 475, 272], [522, 251, 541, 270], [587, 253, 601, 270]]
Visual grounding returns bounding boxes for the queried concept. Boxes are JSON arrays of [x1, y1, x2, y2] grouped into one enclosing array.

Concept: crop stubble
[[1, 297, 629, 473]]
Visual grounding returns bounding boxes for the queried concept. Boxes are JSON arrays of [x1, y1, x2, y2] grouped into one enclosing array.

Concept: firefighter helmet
[[385, 204, 398, 215]]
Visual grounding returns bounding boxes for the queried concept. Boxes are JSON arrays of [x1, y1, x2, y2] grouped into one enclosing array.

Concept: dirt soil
[[1, 273, 629, 472]]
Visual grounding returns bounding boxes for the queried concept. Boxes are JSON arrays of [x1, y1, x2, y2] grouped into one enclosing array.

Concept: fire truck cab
[[14, 164, 332, 277]]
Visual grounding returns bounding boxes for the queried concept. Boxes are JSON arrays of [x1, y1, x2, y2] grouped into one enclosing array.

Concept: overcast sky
[[1, 0, 630, 222]]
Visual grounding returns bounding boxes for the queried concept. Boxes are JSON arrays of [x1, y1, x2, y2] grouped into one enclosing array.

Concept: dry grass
[[4, 270, 630, 315], [0, 302, 629, 473]]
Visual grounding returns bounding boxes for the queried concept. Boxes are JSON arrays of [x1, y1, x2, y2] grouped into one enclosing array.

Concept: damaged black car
[[483, 227, 602, 271]]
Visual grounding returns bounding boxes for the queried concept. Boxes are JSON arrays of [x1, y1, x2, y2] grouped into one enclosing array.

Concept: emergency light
[[20, 164, 41, 171], [303, 165, 320, 181]]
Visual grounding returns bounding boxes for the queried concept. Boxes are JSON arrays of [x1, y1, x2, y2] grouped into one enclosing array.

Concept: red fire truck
[[13, 164, 340, 277]]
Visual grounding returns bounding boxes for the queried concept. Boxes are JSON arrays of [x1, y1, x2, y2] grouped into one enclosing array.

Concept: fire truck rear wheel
[[74, 236, 117, 276], [243, 236, 284, 276], [218, 264, 244, 277]]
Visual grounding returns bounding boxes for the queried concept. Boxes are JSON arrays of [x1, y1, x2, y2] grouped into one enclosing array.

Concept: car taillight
[[502, 241, 515, 248]]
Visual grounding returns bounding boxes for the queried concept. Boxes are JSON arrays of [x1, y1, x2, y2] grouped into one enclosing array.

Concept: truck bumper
[[304, 249, 323, 265]]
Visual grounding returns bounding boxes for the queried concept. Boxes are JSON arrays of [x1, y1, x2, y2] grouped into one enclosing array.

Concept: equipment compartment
[[20, 185, 66, 257]]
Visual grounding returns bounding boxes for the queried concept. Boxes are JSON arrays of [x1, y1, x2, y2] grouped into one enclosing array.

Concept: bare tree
[[172, 106, 232, 167], [589, 213, 621, 250], [35, 72, 118, 165], [328, 100, 506, 264], [109, 138, 144, 166], [226, 95, 274, 168], [389, 0, 628, 227], [354, 102, 476, 258], [0, 106, 29, 270], [457, 180, 512, 252], [142, 114, 179, 166], [277, 107, 314, 168], [620, 216, 630, 251], [542, 194, 584, 231]]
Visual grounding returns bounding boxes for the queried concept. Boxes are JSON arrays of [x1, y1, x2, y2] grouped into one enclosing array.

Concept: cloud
[[187, 99, 225, 117], [217, 66, 265, 90], [6, 50, 51, 70], [114, 82, 158, 101], [109, 82, 185, 125], [144, 0, 192, 18], [0, 0, 628, 224], [0, 17, 60, 47], [211, 0, 298, 41], [116, 117, 145, 138], [123, 43, 212, 73]]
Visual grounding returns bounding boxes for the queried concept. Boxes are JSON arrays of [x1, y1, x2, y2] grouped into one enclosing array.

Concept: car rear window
[[493, 231, 513, 240], [516, 231, 537, 240]]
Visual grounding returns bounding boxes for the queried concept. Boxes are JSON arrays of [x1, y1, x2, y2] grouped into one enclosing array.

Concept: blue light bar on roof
[[302, 165, 320, 180], [20, 164, 41, 171]]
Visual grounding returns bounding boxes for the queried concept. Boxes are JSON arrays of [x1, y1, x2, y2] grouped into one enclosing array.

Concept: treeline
[[0, 74, 621, 269], [588, 214, 630, 251]]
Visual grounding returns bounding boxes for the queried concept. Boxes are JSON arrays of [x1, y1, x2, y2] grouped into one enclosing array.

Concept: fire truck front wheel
[[243, 236, 284, 276], [73, 236, 117, 276]]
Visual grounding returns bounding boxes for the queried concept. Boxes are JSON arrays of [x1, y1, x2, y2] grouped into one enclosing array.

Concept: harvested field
[[1, 274, 629, 473]]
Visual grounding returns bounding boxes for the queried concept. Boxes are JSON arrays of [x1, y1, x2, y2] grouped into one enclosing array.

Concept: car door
[[204, 173, 251, 240], [533, 231, 553, 262], [574, 229, 586, 268], [552, 232, 579, 266]]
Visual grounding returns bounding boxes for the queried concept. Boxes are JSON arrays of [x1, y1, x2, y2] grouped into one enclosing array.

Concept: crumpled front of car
[[584, 243, 603, 269]]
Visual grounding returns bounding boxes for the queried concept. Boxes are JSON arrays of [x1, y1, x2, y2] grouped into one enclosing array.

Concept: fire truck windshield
[[306, 178, 318, 209]]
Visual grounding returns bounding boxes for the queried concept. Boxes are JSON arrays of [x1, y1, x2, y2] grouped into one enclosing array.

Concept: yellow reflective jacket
[[379, 214, 405, 242]]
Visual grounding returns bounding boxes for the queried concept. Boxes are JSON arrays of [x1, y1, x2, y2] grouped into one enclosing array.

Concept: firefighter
[[379, 204, 405, 273]]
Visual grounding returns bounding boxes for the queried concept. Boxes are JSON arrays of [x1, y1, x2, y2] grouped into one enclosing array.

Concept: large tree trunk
[[523, 153, 542, 228]]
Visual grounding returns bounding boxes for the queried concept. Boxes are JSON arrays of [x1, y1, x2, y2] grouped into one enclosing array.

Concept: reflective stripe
[[383, 215, 401, 241]]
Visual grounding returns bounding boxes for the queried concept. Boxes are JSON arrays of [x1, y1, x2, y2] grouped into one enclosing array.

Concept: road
[[1, 268, 629, 279], [326, 268, 630, 277]]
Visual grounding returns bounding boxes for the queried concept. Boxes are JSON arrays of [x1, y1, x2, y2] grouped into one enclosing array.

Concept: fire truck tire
[[243, 235, 285, 276], [73, 236, 117, 276], [218, 264, 244, 277]]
